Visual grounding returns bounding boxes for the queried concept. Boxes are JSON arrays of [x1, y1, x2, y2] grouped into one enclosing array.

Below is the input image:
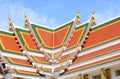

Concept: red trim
[[8, 57, 31, 66], [33, 56, 48, 64], [74, 43, 120, 64], [16, 69, 39, 76], [59, 54, 71, 63], [67, 54, 120, 73]]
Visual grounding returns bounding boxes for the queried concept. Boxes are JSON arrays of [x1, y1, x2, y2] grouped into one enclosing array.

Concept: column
[[83, 74, 88, 79], [101, 68, 111, 79]]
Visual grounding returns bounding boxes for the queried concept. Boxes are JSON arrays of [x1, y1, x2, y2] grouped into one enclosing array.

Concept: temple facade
[[0, 11, 120, 79]]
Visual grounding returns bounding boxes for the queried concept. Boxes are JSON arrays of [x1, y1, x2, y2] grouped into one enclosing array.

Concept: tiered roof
[[0, 11, 120, 79]]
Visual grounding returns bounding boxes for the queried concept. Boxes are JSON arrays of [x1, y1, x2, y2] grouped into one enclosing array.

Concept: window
[[115, 70, 120, 76], [92, 75, 101, 79]]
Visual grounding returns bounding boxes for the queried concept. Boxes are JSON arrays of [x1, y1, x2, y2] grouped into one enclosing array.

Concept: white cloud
[[95, 3, 120, 24], [0, 1, 120, 30], [0, 1, 58, 30]]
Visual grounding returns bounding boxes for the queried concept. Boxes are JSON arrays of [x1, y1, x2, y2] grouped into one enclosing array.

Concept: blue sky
[[0, 0, 120, 30]]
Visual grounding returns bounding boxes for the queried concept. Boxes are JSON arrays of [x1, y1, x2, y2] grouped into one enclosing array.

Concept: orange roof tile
[[20, 32, 39, 51], [74, 43, 120, 64], [36, 28, 53, 49], [54, 66, 61, 71], [15, 28, 39, 52], [67, 27, 85, 49], [54, 26, 69, 48], [15, 69, 39, 76], [84, 20, 120, 49], [31, 21, 73, 49], [59, 53, 72, 63], [32, 56, 48, 64], [42, 67, 51, 72], [6, 57, 31, 66], [66, 54, 120, 74], [0, 34, 22, 54]]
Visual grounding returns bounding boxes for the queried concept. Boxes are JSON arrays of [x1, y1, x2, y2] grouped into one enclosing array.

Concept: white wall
[[111, 64, 120, 79]]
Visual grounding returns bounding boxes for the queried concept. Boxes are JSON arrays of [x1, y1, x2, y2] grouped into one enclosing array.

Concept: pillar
[[83, 74, 88, 79], [101, 68, 111, 79]]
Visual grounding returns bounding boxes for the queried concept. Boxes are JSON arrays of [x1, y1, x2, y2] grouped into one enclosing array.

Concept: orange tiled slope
[[32, 56, 49, 64], [66, 53, 120, 74], [0, 31, 22, 54], [5, 57, 32, 67], [74, 43, 120, 64], [15, 28, 39, 52], [58, 17, 120, 64], [0, 30, 40, 77], [63, 17, 120, 74], [15, 28, 49, 64], [30, 17, 120, 50], [31, 21, 74, 49], [0, 29, 49, 66], [67, 23, 88, 49], [15, 69, 39, 76], [83, 18, 120, 49], [37, 42, 120, 72]]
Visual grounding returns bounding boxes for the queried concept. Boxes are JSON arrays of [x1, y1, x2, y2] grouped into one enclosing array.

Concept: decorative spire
[[90, 10, 96, 25], [76, 9, 80, 19], [92, 10, 95, 17], [24, 13, 29, 22], [24, 13, 30, 28], [75, 9, 81, 24], [8, 15, 14, 31]]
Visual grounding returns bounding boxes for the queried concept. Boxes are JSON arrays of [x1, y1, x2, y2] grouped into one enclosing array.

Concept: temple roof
[[0, 12, 120, 79]]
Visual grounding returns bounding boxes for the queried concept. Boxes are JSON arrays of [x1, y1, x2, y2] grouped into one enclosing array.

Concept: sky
[[0, 0, 120, 30]]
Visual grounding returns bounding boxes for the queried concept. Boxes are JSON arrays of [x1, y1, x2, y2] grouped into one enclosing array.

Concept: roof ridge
[[92, 15, 120, 29]]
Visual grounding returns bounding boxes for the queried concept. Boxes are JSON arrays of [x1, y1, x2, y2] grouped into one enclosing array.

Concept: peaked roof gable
[[67, 22, 89, 49], [31, 21, 74, 49], [15, 28, 39, 52]]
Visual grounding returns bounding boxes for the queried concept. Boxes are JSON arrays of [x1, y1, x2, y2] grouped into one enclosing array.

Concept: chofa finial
[[24, 12, 30, 28], [90, 10, 96, 25], [8, 15, 14, 31], [92, 10, 95, 17], [75, 9, 81, 24]]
